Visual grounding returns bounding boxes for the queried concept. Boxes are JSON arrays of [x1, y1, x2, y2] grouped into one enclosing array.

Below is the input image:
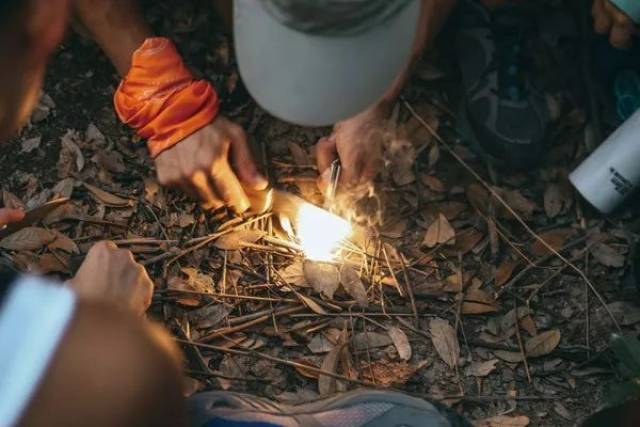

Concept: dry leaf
[[304, 260, 340, 299], [21, 136, 41, 153], [466, 183, 491, 215], [308, 333, 336, 354], [421, 175, 446, 192], [462, 289, 498, 314], [453, 229, 484, 255], [502, 189, 536, 219], [591, 242, 625, 267], [84, 183, 132, 207], [423, 213, 456, 248], [3, 191, 24, 210], [495, 258, 518, 287], [58, 130, 85, 178], [35, 253, 69, 274], [52, 178, 75, 198], [339, 265, 368, 307], [526, 329, 561, 357], [465, 359, 499, 377], [361, 360, 429, 387], [292, 359, 320, 380], [530, 228, 573, 257], [429, 318, 459, 368], [278, 260, 306, 287], [214, 229, 264, 250], [387, 326, 412, 361], [48, 230, 79, 254], [351, 332, 393, 351], [294, 290, 327, 315], [318, 329, 348, 395], [92, 151, 126, 173], [474, 415, 530, 427], [544, 183, 571, 218], [187, 304, 229, 329], [0, 227, 56, 251], [493, 350, 524, 363]]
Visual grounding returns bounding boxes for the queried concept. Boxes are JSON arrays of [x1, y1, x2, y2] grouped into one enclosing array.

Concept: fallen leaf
[[318, 329, 348, 395], [462, 289, 498, 314], [466, 183, 491, 215], [304, 260, 340, 299], [351, 332, 393, 351], [31, 92, 55, 122], [361, 360, 429, 387], [520, 315, 538, 336], [544, 183, 571, 218], [52, 178, 75, 198], [453, 229, 484, 255], [21, 136, 41, 153], [86, 123, 105, 145], [421, 175, 446, 192], [339, 265, 368, 307], [607, 301, 640, 326], [502, 189, 536, 219], [526, 329, 561, 357], [293, 290, 327, 315], [178, 213, 195, 228], [387, 326, 412, 361], [2, 191, 25, 210], [292, 359, 320, 379], [58, 130, 85, 178], [278, 260, 306, 287], [465, 359, 499, 377], [0, 227, 56, 251], [34, 253, 69, 274], [48, 230, 79, 253], [495, 258, 518, 287], [530, 228, 573, 257], [429, 318, 459, 369], [423, 213, 455, 248], [92, 151, 126, 173], [84, 183, 132, 207], [428, 143, 440, 169], [187, 304, 229, 329], [436, 201, 467, 221], [473, 415, 530, 427], [591, 242, 625, 267], [308, 333, 336, 354], [214, 229, 264, 250]]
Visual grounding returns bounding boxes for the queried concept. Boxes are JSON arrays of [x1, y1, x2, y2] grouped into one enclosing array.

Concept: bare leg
[[19, 302, 186, 427], [72, 0, 152, 75], [316, 0, 457, 188]]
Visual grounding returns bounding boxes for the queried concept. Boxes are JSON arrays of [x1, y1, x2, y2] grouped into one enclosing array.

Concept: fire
[[295, 203, 351, 262]]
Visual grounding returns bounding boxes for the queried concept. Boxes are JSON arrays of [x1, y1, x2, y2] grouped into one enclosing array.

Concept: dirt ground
[[2, 1, 640, 426]]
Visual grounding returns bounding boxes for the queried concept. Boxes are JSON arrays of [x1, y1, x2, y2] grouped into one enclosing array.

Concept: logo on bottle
[[609, 167, 634, 196]]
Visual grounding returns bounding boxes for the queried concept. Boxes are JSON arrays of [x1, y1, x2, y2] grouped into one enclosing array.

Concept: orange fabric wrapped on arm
[[114, 37, 220, 158]]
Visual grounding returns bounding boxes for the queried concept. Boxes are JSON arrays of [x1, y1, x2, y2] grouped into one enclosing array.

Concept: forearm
[[72, 0, 152, 75]]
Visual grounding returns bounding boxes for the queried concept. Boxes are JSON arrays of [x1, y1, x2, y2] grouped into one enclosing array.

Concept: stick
[[513, 297, 532, 384]]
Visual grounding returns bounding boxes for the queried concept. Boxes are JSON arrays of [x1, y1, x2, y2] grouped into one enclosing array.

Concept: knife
[[0, 197, 70, 239]]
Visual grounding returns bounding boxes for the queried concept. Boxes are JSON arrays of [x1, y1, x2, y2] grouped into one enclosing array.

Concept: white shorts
[[0, 276, 76, 427]]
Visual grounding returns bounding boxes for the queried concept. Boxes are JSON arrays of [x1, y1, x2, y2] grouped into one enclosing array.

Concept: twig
[[382, 245, 404, 297], [513, 296, 532, 384], [404, 99, 622, 333], [399, 253, 419, 327]]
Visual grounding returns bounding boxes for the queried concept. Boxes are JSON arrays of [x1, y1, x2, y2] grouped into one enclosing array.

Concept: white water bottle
[[570, 109, 640, 214]]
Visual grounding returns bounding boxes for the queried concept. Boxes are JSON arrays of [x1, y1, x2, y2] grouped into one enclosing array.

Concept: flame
[[296, 203, 351, 262]]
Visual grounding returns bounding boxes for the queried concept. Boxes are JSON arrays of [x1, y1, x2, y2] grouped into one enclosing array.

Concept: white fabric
[[0, 276, 76, 427]]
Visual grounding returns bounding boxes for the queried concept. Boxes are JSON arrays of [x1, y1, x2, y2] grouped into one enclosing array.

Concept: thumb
[[0, 208, 25, 227], [315, 136, 338, 192], [228, 128, 269, 191]]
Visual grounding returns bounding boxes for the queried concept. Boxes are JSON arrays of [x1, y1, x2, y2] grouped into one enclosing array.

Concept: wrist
[[114, 37, 221, 158]]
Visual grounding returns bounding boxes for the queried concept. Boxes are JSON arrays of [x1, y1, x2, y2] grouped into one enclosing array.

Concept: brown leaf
[[495, 258, 518, 287], [2, 191, 25, 210], [35, 253, 69, 274], [423, 213, 456, 248], [473, 415, 530, 427], [420, 175, 446, 192], [58, 130, 85, 178], [0, 227, 56, 251], [466, 183, 491, 215], [429, 318, 459, 369], [465, 359, 499, 377], [361, 360, 429, 387], [526, 329, 561, 357], [288, 142, 311, 166], [84, 183, 132, 207], [187, 304, 229, 329], [304, 260, 340, 299], [21, 136, 41, 153], [453, 229, 484, 255], [436, 201, 467, 221], [318, 329, 348, 395], [462, 289, 498, 314], [494, 350, 524, 363], [278, 260, 306, 287], [351, 332, 393, 351], [591, 242, 625, 267], [530, 228, 574, 257], [48, 230, 79, 254], [339, 265, 368, 307], [214, 229, 264, 250], [502, 189, 536, 219], [387, 326, 412, 361], [544, 183, 571, 218], [292, 359, 320, 379], [293, 290, 327, 315]]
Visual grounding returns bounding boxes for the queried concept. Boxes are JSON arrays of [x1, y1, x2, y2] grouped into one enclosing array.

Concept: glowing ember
[[296, 203, 351, 261]]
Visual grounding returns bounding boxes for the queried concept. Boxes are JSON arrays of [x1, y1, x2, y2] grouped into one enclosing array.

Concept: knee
[[21, 302, 186, 427]]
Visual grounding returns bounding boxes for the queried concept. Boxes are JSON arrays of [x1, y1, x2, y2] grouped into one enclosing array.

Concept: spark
[[295, 203, 351, 262]]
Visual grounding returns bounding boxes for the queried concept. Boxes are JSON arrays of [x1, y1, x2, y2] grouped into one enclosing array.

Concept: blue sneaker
[[454, 0, 551, 169], [188, 389, 470, 427]]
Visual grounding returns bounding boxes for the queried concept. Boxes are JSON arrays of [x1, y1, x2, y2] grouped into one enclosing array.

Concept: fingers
[[210, 160, 251, 214], [607, 2, 635, 49], [593, 0, 612, 34], [0, 208, 25, 226], [227, 125, 268, 191], [191, 170, 224, 211], [316, 136, 338, 191]]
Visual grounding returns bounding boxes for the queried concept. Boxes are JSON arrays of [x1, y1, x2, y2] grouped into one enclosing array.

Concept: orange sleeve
[[114, 37, 220, 158]]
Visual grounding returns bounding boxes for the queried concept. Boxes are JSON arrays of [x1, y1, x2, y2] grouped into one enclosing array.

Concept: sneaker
[[188, 389, 471, 427], [454, 0, 551, 169]]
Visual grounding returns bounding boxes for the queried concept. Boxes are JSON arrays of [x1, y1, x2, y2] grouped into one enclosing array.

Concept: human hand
[[69, 241, 153, 315], [593, 0, 637, 49], [0, 208, 25, 227], [316, 108, 385, 191], [154, 116, 268, 214]]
